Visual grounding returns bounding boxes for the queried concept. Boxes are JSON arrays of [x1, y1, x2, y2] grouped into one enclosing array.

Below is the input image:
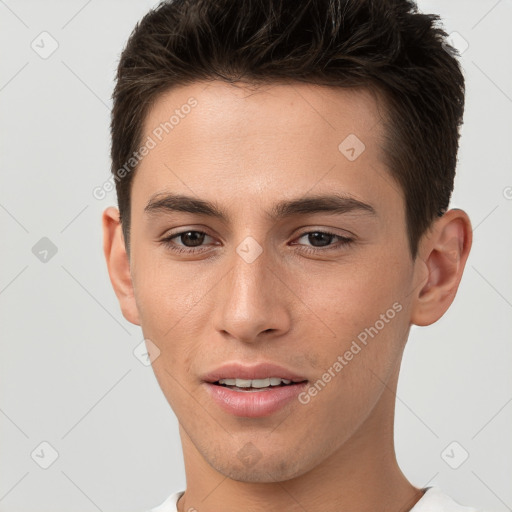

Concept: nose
[[213, 240, 292, 344]]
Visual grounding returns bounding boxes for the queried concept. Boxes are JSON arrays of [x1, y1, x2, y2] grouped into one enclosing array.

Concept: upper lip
[[201, 362, 308, 383]]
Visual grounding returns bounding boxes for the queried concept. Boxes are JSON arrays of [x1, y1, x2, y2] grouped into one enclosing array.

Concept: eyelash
[[159, 229, 354, 255]]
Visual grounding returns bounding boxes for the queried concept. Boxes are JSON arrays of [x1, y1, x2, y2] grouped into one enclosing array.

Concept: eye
[[292, 230, 354, 254], [160, 230, 215, 254], [159, 229, 354, 256]]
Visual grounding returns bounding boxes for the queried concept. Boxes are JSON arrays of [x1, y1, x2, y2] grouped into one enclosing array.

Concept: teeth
[[217, 377, 294, 387], [235, 379, 252, 388], [250, 378, 270, 388], [219, 378, 236, 386]]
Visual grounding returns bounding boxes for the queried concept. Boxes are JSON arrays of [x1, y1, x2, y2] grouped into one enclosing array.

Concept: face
[[110, 81, 424, 481]]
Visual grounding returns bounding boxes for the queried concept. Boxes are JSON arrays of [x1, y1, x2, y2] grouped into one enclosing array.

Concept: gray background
[[1, 0, 511, 511]]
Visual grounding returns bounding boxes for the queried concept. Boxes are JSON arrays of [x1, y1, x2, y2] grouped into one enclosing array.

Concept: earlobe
[[102, 207, 141, 326], [410, 209, 472, 327]]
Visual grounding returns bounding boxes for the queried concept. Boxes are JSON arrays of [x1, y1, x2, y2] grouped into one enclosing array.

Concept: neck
[[177, 371, 423, 512]]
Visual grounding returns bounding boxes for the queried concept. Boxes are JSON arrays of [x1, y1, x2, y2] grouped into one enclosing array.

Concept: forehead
[[132, 80, 400, 220], [142, 80, 385, 151]]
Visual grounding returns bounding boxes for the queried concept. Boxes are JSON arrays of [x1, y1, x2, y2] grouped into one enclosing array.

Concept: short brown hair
[[110, 0, 465, 258]]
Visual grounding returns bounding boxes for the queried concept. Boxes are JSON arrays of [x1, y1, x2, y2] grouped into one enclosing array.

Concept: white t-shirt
[[147, 487, 481, 512]]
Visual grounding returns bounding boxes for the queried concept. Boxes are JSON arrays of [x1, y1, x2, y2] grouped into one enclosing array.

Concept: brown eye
[[177, 231, 206, 247], [293, 230, 354, 254], [160, 230, 214, 254]]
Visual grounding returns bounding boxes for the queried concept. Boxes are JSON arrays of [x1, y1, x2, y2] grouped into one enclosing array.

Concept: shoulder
[[145, 490, 185, 512], [145, 488, 483, 512], [411, 487, 483, 512]]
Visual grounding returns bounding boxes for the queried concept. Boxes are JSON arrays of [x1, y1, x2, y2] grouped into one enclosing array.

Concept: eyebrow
[[144, 192, 377, 222]]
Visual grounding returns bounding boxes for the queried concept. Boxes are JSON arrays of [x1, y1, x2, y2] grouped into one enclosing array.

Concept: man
[[102, 0, 479, 510]]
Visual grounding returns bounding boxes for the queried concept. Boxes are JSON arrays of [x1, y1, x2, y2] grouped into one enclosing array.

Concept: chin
[[206, 444, 317, 483]]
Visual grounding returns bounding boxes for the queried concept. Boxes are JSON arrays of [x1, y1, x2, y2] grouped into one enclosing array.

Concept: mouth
[[201, 362, 310, 417], [203, 378, 309, 417], [211, 377, 308, 392]]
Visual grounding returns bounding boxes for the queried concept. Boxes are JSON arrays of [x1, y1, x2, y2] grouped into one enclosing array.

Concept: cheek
[[308, 260, 405, 338], [131, 246, 211, 333], [131, 254, 222, 399], [297, 277, 407, 442], [299, 253, 410, 392]]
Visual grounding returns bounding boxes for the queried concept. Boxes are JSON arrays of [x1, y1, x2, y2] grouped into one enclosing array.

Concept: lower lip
[[203, 382, 308, 418]]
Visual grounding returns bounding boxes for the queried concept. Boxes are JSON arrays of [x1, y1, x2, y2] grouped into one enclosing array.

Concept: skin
[[102, 81, 472, 512]]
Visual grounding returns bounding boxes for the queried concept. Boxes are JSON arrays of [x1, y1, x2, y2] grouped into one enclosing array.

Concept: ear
[[410, 208, 472, 327], [102, 206, 140, 326]]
